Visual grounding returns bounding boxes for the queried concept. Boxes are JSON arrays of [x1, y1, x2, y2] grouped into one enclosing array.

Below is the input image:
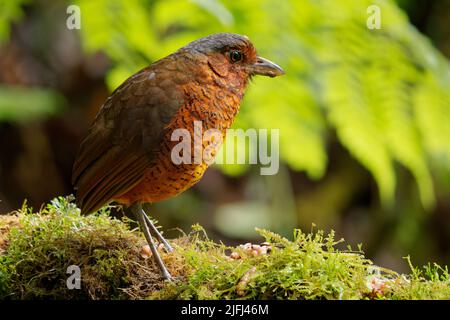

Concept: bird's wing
[[72, 63, 185, 214]]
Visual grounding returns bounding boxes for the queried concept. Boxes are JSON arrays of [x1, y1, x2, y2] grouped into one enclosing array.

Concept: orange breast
[[115, 159, 208, 204], [114, 82, 242, 205]]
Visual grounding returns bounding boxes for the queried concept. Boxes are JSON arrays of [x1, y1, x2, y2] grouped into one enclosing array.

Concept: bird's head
[[181, 33, 284, 86]]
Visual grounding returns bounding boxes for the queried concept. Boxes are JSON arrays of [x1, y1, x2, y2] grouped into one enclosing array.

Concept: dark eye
[[229, 50, 243, 62]]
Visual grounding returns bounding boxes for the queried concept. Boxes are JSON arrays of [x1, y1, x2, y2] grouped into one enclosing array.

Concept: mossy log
[[0, 197, 449, 300]]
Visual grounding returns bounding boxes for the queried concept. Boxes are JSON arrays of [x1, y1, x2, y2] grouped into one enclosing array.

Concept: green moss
[[0, 196, 449, 300], [0, 197, 154, 299]]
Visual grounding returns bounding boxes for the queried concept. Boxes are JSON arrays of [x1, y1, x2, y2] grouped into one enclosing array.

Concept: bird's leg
[[141, 206, 174, 252], [131, 203, 172, 280]]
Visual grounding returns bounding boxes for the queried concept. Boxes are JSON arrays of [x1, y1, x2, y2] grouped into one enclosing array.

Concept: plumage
[[72, 32, 284, 279], [72, 32, 284, 215]]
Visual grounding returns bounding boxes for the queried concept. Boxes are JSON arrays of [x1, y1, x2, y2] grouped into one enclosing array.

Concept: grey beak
[[249, 56, 285, 77]]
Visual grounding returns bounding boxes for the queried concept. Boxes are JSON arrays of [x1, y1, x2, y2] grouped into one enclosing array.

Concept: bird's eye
[[229, 50, 243, 63]]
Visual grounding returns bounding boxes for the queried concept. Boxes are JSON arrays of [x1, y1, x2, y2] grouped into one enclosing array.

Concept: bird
[[72, 33, 284, 280]]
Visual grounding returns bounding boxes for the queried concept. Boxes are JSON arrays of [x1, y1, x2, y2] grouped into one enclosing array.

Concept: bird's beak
[[249, 56, 285, 77]]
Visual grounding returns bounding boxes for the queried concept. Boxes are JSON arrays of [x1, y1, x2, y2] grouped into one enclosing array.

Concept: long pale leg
[[131, 203, 172, 280], [141, 206, 174, 252]]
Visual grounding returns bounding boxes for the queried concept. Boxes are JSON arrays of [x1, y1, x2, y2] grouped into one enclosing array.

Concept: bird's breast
[[114, 83, 243, 204]]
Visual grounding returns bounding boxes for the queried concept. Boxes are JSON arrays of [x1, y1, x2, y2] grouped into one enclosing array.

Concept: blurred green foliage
[[1, 0, 449, 209], [0, 86, 65, 123], [0, 0, 27, 42], [72, 0, 450, 209], [0, 0, 66, 123]]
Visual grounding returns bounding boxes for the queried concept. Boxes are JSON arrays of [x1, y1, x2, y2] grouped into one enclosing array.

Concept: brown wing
[[72, 62, 185, 214]]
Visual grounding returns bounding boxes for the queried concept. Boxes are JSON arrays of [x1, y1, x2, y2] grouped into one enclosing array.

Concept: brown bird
[[72, 33, 284, 280]]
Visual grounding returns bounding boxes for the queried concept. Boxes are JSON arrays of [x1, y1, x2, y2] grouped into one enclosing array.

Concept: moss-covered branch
[[0, 197, 449, 300]]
